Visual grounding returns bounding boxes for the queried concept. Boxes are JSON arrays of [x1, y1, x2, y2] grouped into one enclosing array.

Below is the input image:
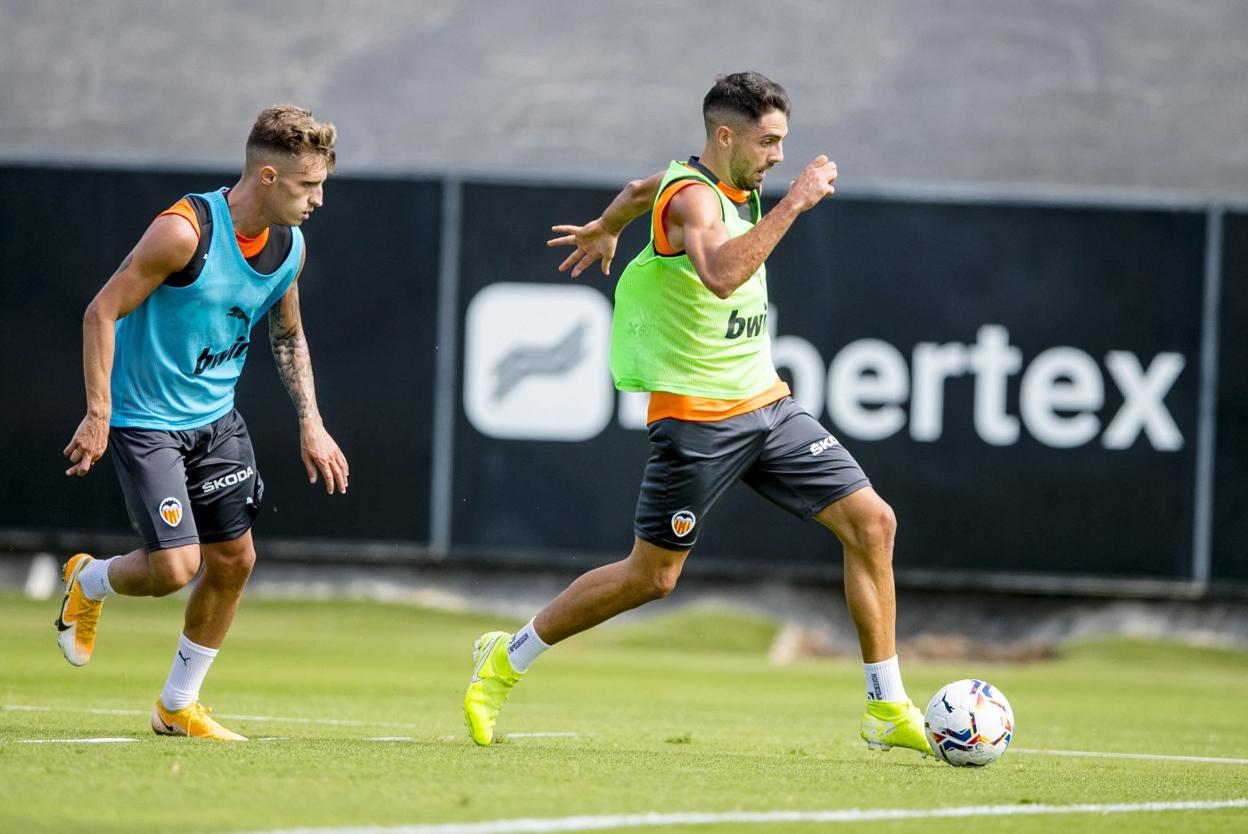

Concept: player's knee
[[849, 498, 897, 558], [204, 545, 256, 588], [639, 565, 681, 600], [229, 550, 256, 584], [624, 540, 687, 601], [653, 571, 680, 599], [150, 549, 200, 595]]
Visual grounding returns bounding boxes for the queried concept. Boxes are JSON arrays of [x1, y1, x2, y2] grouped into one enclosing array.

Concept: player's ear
[[715, 123, 734, 151], [259, 164, 278, 186]]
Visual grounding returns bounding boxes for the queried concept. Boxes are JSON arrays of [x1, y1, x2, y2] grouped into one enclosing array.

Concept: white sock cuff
[[161, 634, 219, 711], [864, 655, 907, 702], [178, 634, 219, 658], [506, 619, 551, 673], [78, 557, 115, 601]]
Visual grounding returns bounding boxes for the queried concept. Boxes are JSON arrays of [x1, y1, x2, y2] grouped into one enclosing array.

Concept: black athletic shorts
[[110, 409, 264, 551], [634, 396, 870, 550]]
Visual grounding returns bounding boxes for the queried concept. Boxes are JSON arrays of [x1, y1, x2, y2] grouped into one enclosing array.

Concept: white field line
[[18, 737, 136, 744], [1013, 747, 1248, 766], [3, 704, 582, 743], [6, 704, 1248, 767], [3, 704, 421, 729], [231, 800, 1248, 834]]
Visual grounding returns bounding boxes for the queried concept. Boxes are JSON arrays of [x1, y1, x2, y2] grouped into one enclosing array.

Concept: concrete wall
[[3, 1, 1247, 199]]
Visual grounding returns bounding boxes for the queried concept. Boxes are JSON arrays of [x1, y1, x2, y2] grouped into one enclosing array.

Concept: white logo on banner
[[464, 283, 614, 440], [771, 322, 1186, 451]]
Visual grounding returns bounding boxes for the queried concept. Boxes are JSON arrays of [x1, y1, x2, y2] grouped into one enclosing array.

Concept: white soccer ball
[[924, 678, 1014, 767]]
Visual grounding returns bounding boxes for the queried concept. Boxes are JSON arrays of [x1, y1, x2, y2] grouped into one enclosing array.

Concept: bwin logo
[[725, 308, 767, 340], [193, 307, 253, 375], [492, 321, 588, 402], [201, 466, 254, 494], [809, 435, 841, 456], [194, 337, 248, 374]]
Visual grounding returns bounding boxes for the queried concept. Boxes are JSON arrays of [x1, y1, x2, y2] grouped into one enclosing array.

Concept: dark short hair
[[702, 72, 791, 131]]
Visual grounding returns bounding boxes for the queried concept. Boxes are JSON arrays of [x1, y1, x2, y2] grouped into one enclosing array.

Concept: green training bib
[[609, 160, 777, 398]]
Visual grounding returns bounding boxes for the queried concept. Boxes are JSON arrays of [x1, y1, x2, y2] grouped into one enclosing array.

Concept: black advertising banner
[[734, 198, 1206, 580], [0, 166, 226, 537], [0, 167, 1223, 585], [454, 183, 1207, 581], [1213, 211, 1248, 582], [0, 167, 441, 544], [451, 183, 652, 557], [233, 176, 442, 541]]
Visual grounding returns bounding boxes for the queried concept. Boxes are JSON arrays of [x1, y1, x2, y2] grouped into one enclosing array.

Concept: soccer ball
[[924, 679, 1014, 767]]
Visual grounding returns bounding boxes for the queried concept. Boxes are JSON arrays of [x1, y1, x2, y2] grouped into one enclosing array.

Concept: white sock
[[506, 619, 550, 673], [864, 655, 907, 702], [160, 634, 218, 711], [77, 556, 115, 601]]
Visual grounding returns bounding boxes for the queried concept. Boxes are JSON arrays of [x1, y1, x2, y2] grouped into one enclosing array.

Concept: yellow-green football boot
[[861, 698, 932, 756], [464, 631, 523, 746]]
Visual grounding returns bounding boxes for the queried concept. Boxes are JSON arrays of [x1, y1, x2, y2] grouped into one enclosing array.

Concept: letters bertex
[[770, 324, 1185, 451]]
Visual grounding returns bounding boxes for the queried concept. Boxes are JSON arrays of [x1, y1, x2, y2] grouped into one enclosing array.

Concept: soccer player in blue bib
[[57, 105, 349, 740]]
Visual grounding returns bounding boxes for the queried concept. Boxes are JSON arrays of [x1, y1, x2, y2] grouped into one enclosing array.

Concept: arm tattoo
[[269, 302, 319, 421]]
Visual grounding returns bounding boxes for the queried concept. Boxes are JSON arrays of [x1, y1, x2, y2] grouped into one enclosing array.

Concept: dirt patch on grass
[[769, 624, 1057, 664]]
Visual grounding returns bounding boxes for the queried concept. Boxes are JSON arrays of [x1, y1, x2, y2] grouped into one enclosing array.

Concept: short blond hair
[[246, 105, 337, 172]]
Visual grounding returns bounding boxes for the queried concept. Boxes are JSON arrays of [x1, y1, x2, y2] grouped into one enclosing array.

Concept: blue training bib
[[110, 189, 304, 430]]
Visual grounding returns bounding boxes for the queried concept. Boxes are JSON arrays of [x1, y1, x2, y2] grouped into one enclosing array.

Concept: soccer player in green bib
[[465, 72, 930, 756]]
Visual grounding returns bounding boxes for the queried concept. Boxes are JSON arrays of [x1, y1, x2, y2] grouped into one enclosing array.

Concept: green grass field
[[2, 590, 1246, 834]]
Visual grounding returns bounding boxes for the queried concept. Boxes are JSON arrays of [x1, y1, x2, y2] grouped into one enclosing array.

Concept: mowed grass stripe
[[7, 705, 1248, 767], [3, 703, 424, 728], [3, 593, 1248, 834], [234, 800, 1248, 834], [1013, 747, 1248, 766]]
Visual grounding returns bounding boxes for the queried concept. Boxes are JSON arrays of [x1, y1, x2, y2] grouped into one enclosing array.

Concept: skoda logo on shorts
[[671, 510, 696, 538], [158, 497, 183, 528]]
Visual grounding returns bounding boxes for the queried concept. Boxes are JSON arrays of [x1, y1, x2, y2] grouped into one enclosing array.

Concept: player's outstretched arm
[[268, 265, 349, 495], [676, 155, 837, 299], [547, 170, 663, 278], [63, 216, 198, 476]]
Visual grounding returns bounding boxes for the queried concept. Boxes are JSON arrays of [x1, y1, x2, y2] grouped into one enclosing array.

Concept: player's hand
[[63, 413, 109, 477], [784, 155, 838, 212], [300, 419, 349, 495], [547, 219, 620, 278]]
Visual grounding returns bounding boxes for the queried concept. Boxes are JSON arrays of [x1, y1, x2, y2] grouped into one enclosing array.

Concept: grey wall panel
[[2, 2, 1248, 201]]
